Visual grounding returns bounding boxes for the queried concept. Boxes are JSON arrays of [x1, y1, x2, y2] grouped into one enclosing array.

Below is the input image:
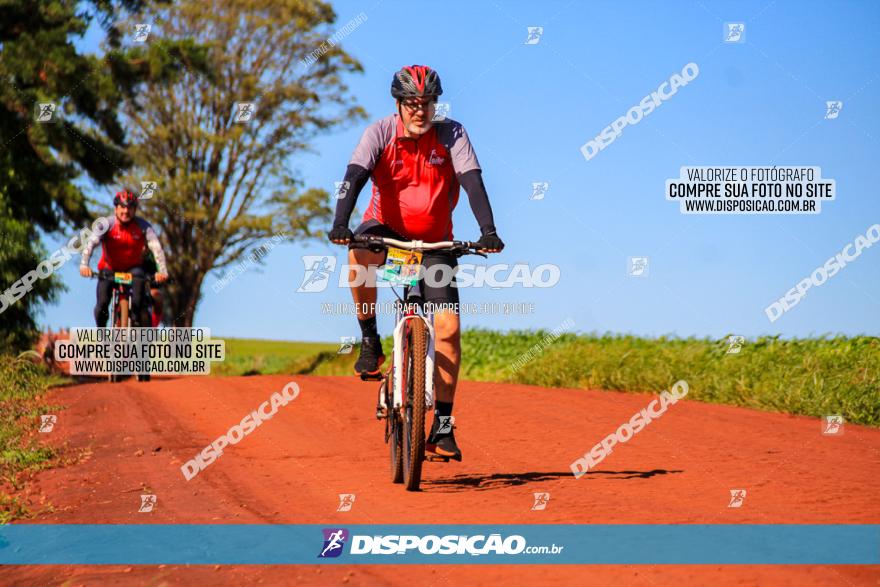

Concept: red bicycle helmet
[[391, 65, 443, 100], [113, 189, 138, 207]]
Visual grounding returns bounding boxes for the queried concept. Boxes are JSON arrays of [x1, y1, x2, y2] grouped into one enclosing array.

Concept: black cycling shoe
[[426, 417, 462, 461], [355, 336, 385, 378]]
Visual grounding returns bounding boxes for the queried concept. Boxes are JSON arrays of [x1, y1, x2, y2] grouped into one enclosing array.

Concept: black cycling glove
[[328, 225, 353, 244], [477, 232, 504, 252]]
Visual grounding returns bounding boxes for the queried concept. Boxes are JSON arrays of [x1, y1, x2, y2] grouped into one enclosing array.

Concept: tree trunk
[[167, 269, 203, 327]]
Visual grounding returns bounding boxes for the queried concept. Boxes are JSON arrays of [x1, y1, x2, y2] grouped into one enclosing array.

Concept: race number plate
[[380, 248, 423, 286], [114, 272, 133, 285]]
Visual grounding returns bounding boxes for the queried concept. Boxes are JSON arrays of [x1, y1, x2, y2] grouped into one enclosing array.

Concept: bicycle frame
[[105, 276, 147, 328]]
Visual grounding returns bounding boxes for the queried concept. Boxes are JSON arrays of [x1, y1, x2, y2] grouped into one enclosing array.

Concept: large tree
[[117, 0, 366, 326], [0, 0, 204, 349]]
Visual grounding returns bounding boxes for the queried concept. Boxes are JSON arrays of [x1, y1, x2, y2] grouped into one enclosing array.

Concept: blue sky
[[39, 0, 880, 341]]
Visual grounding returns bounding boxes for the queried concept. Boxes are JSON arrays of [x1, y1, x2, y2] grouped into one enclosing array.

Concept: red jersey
[[349, 114, 481, 241], [81, 216, 167, 273]]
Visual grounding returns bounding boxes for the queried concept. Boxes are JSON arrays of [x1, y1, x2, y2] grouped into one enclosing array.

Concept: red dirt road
[[4, 375, 879, 585]]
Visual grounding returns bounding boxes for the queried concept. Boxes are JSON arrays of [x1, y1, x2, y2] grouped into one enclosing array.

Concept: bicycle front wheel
[[387, 378, 403, 483], [402, 318, 427, 491], [109, 295, 128, 383]]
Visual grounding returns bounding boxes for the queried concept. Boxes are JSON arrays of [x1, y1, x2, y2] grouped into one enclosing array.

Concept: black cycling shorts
[[348, 220, 460, 307]]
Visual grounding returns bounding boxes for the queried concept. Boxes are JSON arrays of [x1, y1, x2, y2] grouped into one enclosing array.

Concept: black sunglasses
[[401, 99, 436, 112]]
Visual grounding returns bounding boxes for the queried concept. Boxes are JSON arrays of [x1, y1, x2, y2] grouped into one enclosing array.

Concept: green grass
[[0, 355, 59, 523], [212, 338, 340, 376], [220, 332, 880, 426], [463, 330, 880, 426]]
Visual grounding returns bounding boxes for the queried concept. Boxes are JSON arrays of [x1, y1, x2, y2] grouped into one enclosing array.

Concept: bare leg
[[432, 309, 461, 403], [349, 248, 384, 320]]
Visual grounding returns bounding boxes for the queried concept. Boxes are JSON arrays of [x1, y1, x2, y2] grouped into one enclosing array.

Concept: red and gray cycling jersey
[[80, 216, 168, 273], [348, 114, 481, 242]]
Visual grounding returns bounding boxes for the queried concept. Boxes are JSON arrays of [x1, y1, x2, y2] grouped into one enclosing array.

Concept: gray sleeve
[[438, 121, 481, 174], [144, 225, 168, 274], [348, 119, 391, 171], [80, 217, 110, 266]]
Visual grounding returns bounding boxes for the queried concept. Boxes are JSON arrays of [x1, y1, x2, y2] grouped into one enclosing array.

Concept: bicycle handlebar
[[90, 269, 170, 287], [352, 234, 487, 257]]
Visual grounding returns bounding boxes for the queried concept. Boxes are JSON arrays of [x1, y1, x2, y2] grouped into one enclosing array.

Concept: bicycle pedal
[[375, 405, 387, 419], [359, 371, 383, 382], [425, 454, 450, 463]]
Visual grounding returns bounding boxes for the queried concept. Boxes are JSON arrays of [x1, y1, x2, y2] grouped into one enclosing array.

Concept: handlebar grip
[[352, 234, 382, 243]]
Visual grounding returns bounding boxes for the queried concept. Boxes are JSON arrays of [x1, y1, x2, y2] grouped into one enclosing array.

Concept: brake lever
[[464, 247, 488, 259]]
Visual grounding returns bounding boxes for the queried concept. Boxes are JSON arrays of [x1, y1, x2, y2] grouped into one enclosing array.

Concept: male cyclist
[[80, 190, 168, 327], [329, 65, 504, 461]]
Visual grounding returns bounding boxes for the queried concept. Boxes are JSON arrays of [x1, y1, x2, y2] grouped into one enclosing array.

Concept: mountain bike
[[92, 270, 163, 383], [353, 234, 485, 491]]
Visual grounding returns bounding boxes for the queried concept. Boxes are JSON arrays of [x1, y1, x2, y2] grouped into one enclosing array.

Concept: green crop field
[[217, 331, 880, 427], [210, 338, 339, 377], [462, 330, 880, 426]]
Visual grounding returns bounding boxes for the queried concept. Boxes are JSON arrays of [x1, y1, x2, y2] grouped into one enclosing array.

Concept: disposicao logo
[[318, 528, 349, 558]]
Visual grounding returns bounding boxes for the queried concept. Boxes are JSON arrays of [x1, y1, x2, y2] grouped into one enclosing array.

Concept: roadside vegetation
[[220, 332, 880, 427], [0, 356, 62, 523], [211, 339, 339, 377]]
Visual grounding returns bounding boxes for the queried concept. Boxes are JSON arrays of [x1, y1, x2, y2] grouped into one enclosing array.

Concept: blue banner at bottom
[[0, 525, 877, 564]]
